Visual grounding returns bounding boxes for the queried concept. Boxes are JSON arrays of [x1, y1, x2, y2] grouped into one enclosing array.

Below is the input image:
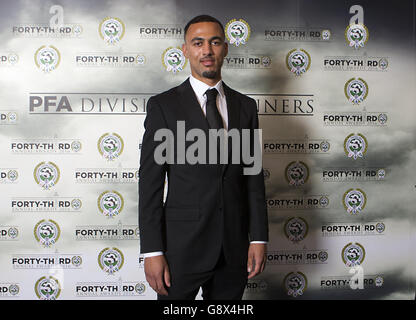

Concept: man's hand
[[144, 255, 171, 296], [247, 243, 266, 279]]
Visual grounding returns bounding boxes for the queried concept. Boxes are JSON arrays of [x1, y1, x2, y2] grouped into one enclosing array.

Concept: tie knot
[[205, 88, 218, 102]]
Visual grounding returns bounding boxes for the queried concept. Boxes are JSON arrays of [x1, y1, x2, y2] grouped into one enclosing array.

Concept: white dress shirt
[[143, 76, 266, 258], [189, 75, 228, 129]]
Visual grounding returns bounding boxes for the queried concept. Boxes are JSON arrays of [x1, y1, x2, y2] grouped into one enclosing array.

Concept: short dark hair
[[184, 15, 225, 40]]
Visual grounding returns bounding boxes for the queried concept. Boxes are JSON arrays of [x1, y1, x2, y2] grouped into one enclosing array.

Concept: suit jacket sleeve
[[139, 96, 167, 254], [244, 98, 269, 242]]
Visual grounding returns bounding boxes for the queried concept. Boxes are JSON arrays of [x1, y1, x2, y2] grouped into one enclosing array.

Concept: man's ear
[[224, 42, 228, 57]]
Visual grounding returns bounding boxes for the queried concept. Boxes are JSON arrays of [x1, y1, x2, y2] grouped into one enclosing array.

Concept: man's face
[[182, 22, 228, 84]]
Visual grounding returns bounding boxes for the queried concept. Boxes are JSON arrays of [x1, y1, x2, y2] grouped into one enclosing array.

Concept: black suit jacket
[[139, 78, 268, 274]]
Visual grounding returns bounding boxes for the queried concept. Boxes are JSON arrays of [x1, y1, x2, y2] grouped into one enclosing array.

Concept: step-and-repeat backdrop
[[0, 0, 415, 300]]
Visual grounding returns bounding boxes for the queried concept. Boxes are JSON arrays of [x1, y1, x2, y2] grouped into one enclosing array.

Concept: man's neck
[[191, 72, 221, 87]]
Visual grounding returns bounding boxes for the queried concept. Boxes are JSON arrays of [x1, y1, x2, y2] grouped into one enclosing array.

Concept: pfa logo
[[34, 161, 60, 190], [135, 282, 146, 295], [7, 169, 18, 182], [225, 19, 250, 47], [162, 47, 187, 74], [284, 217, 308, 243], [34, 46, 60, 73], [320, 140, 330, 152], [345, 23, 369, 49], [286, 49, 311, 76], [71, 198, 82, 210], [34, 219, 60, 247], [284, 272, 307, 298], [7, 227, 19, 239], [71, 140, 82, 152], [344, 133, 368, 160], [35, 276, 61, 300], [343, 188, 367, 215], [98, 191, 124, 218], [7, 284, 20, 296], [342, 242, 365, 267], [285, 161, 309, 186], [98, 247, 124, 275], [98, 133, 124, 161], [345, 78, 368, 105], [321, 29, 331, 40], [99, 17, 125, 44]]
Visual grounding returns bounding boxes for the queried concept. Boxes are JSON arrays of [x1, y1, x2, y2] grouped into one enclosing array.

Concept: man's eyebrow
[[191, 37, 204, 42], [190, 36, 223, 42]]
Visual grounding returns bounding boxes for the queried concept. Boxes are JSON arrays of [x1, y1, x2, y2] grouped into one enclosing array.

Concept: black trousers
[[157, 250, 248, 300]]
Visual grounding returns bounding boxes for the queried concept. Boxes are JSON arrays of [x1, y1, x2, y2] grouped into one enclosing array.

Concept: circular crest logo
[[71, 140, 82, 152], [8, 284, 19, 296], [34, 46, 60, 73], [98, 190, 124, 218], [319, 196, 329, 208], [345, 23, 369, 49], [162, 47, 187, 74], [284, 217, 308, 243], [34, 219, 60, 247], [378, 58, 388, 70], [318, 251, 328, 262], [72, 25, 83, 36], [8, 53, 19, 65], [71, 198, 82, 210], [343, 188, 367, 215], [285, 161, 309, 186], [7, 112, 18, 123], [378, 113, 388, 125], [377, 169, 386, 180], [345, 78, 368, 105], [225, 19, 250, 47], [8, 227, 19, 239], [375, 276, 384, 287], [135, 282, 146, 294], [376, 222, 385, 233], [344, 133, 368, 160], [7, 169, 18, 182], [98, 133, 124, 161], [136, 54, 146, 65], [284, 272, 307, 297], [99, 17, 125, 44], [261, 56, 271, 68], [34, 161, 60, 190], [320, 141, 330, 152], [71, 256, 83, 267], [321, 29, 331, 40], [98, 247, 124, 275], [286, 49, 311, 76], [342, 242, 365, 267], [35, 276, 61, 300]]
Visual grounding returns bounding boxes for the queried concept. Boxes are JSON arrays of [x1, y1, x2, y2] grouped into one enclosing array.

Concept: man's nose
[[202, 41, 213, 55]]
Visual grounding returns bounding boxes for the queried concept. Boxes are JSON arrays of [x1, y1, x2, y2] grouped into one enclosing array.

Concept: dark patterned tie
[[205, 88, 223, 129]]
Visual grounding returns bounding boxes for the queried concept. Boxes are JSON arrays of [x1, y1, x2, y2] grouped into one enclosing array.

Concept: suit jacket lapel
[[177, 79, 241, 173], [223, 82, 240, 132], [177, 78, 210, 134], [177, 79, 240, 132]]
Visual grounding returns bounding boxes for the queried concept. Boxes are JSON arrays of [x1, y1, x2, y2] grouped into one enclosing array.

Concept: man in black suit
[[139, 15, 268, 300]]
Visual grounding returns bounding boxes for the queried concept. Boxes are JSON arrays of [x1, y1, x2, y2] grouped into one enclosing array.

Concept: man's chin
[[202, 71, 217, 79]]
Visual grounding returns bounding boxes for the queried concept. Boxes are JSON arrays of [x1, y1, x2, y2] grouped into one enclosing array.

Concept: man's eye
[[194, 42, 202, 46]]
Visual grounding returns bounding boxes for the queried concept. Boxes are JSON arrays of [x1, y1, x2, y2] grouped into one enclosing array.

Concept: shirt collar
[[189, 75, 225, 100]]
